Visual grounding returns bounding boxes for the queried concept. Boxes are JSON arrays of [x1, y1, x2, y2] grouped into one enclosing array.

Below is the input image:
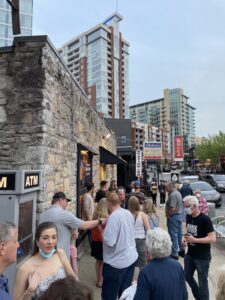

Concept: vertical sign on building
[[174, 136, 184, 161], [136, 150, 142, 178]]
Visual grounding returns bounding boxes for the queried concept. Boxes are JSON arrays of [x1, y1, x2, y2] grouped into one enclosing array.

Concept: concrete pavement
[[78, 205, 224, 300]]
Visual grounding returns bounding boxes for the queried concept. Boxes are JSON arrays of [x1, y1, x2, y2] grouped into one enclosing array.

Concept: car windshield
[[190, 181, 214, 191], [213, 175, 225, 181], [182, 177, 198, 183]]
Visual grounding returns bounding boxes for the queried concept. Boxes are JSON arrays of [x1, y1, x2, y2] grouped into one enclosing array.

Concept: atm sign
[[24, 173, 40, 189], [0, 174, 16, 190]]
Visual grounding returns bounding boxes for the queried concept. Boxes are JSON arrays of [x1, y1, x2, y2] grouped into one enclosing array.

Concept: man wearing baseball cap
[[39, 192, 106, 258]]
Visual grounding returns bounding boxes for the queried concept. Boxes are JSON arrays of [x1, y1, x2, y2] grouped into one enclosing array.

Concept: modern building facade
[[58, 13, 129, 118], [130, 88, 196, 159], [0, 0, 33, 47]]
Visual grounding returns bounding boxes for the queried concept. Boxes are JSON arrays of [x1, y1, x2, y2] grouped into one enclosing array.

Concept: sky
[[32, 0, 225, 137]]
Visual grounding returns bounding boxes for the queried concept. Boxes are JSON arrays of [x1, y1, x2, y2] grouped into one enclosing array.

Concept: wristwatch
[[98, 219, 103, 225]]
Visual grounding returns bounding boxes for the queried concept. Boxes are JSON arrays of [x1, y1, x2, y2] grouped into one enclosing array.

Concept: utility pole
[[6, 0, 21, 35]]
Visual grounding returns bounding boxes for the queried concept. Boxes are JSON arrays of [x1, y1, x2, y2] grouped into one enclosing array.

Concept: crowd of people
[[0, 178, 224, 300]]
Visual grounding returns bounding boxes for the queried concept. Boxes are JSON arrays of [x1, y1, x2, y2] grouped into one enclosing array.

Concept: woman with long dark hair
[[13, 222, 76, 300]]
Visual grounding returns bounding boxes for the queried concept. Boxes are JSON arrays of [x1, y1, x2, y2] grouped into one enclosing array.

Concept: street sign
[[136, 150, 142, 178], [174, 136, 184, 161], [143, 142, 162, 160], [171, 172, 179, 183]]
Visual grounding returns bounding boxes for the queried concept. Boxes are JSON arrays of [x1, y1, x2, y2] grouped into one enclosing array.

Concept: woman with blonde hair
[[128, 196, 150, 270], [216, 265, 225, 300], [143, 198, 159, 229], [91, 198, 108, 288]]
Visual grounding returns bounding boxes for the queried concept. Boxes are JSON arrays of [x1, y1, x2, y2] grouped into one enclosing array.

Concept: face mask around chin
[[185, 207, 193, 215], [39, 248, 56, 259]]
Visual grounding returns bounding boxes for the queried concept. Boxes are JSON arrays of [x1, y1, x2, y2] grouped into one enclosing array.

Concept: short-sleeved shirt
[[39, 205, 84, 258], [165, 190, 183, 215], [0, 275, 12, 300], [82, 193, 95, 221], [186, 213, 214, 260], [103, 208, 138, 269]]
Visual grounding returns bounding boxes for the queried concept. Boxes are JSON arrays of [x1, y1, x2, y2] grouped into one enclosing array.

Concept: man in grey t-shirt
[[39, 192, 105, 258], [102, 193, 138, 300], [165, 182, 183, 259]]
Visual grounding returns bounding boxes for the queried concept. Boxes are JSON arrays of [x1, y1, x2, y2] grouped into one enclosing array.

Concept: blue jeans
[[184, 254, 211, 300], [167, 213, 183, 257], [101, 261, 136, 300]]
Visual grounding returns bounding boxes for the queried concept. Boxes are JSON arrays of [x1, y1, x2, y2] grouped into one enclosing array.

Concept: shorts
[[91, 240, 103, 260], [135, 238, 147, 269]]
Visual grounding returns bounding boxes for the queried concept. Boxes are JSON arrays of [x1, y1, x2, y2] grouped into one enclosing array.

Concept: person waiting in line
[[70, 229, 79, 279], [95, 180, 109, 202], [128, 196, 150, 270], [194, 189, 209, 215], [82, 182, 95, 247], [39, 276, 93, 300], [150, 182, 158, 206], [102, 193, 138, 300], [158, 180, 166, 207], [143, 198, 159, 229], [13, 222, 76, 300], [109, 179, 117, 192], [91, 198, 108, 288], [0, 220, 19, 300], [117, 187, 126, 208], [215, 265, 225, 300], [134, 228, 188, 300], [182, 195, 216, 300]]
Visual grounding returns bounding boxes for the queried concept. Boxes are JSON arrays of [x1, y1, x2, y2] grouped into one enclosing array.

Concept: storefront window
[[79, 150, 92, 189], [17, 200, 33, 262]]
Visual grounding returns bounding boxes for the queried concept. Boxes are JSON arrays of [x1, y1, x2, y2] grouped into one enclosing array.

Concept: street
[[216, 192, 225, 217]]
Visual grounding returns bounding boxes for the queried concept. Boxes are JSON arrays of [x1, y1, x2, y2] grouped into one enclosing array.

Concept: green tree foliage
[[195, 131, 225, 164]]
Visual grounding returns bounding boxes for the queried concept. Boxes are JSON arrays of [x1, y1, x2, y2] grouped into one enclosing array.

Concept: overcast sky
[[33, 0, 225, 137]]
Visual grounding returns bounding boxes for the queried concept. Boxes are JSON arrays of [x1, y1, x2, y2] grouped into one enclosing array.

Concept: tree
[[195, 131, 225, 166]]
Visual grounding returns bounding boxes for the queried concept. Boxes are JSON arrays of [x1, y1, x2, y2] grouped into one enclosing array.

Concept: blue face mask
[[39, 248, 56, 259]]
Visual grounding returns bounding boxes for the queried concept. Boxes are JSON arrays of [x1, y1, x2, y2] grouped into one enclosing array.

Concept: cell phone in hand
[[184, 233, 191, 237]]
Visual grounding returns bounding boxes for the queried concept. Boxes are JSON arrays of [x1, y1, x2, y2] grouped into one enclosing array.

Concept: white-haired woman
[[216, 265, 225, 300], [134, 228, 188, 300]]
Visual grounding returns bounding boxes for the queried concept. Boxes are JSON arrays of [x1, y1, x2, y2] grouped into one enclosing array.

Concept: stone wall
[[0, 36, 117, 214]]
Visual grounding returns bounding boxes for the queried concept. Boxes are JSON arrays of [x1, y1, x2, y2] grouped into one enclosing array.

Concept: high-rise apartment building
[[58, 13, 129, 118], [130, 88, 196, 157], [0, 0, 33, 47]]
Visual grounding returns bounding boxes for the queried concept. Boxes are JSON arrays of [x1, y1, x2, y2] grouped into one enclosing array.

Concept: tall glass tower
[[0, 0, 33, 47], [58, 13, 130, 119]]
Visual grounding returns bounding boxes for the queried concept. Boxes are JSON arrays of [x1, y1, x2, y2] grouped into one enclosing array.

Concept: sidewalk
[[78, 206, 224, 300]]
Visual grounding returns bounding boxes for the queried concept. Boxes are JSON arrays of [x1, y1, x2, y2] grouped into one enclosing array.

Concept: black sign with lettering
[[24, 173, 40, 189], [0, 173, 16, 190]]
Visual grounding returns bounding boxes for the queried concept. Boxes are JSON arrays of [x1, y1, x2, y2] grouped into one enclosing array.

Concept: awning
[[77, 143, 98, 155], [100, 147, 127, 165]]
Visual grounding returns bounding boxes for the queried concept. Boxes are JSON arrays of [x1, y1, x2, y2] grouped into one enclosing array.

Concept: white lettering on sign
[[25, 175, 38, 187], [136, 150, 142, 178], [0, 177, 7, 188]]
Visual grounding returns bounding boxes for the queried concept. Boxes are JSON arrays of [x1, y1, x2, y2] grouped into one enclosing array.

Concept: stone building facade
[[0, 36, 118, 216]]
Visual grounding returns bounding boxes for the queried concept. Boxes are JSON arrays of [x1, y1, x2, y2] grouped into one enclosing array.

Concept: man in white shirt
[[102, 193, 138, 300]]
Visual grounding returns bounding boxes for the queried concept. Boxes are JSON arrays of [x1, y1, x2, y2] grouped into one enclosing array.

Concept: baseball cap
[[53, 192, 71, 202], [134, 180, 141, 188]]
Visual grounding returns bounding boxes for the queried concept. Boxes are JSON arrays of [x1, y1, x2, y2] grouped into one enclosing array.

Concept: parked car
[[200, 174, 225, 192], [190, 181, 222, 207], [181, 176, 199, 184]]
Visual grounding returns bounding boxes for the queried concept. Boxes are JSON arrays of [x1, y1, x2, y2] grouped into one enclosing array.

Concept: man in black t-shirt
[[182, 195, 216, 300]]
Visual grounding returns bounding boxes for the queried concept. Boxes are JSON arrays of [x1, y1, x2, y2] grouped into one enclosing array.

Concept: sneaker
[[178, 250, 185, 258], [160, 204, 162, 207]]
